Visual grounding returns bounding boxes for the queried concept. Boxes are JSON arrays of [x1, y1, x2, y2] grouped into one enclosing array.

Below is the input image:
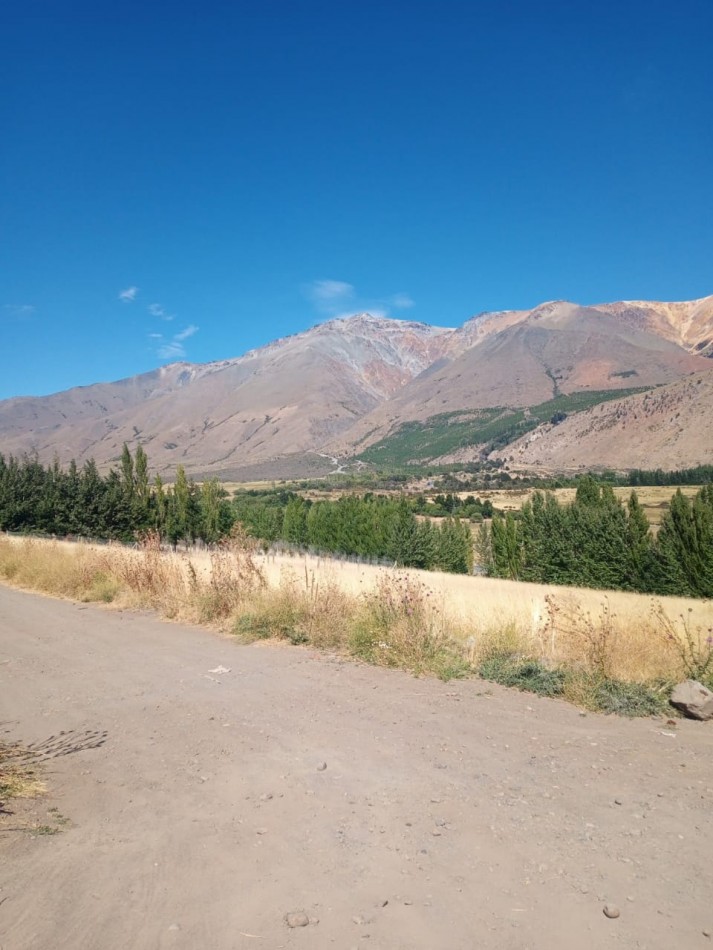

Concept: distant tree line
[[233, 491, 474, 573], [480, 476, 713, 598], [626, 465, 713, 487], [411, 493, 495, 520]]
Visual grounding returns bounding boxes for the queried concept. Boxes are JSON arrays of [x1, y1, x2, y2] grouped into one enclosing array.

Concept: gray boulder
[[670, 680, 713, 721]]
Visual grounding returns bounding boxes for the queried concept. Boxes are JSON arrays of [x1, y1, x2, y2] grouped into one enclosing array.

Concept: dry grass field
[[1, 532, 711, 714], [472, 485, 702, 526]]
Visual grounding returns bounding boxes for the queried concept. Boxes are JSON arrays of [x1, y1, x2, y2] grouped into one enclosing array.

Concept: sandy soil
[[1, 585, 712, 950]]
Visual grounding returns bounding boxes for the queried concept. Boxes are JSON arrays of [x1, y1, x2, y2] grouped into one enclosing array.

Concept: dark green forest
[[0, 447, 233, 544], [482, 476, 713, 598]]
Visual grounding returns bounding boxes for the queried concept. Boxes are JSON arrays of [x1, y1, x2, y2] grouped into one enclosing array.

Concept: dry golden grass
[[1, 533, 711, 703], [0, 742, 45, 804]]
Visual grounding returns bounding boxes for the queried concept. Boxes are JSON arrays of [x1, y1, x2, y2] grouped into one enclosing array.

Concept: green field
[[357, 388, 652, 468]]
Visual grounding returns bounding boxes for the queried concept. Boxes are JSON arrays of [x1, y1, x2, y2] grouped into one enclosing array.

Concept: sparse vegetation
[[1, 533, 710, 716], [0, 741, 44, 806]]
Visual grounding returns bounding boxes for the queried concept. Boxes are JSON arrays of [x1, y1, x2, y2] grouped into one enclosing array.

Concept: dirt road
[[1, 586, 711, 949]]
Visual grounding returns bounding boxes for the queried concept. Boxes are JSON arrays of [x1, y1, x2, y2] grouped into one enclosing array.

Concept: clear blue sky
[[1, 0, 711, 398]]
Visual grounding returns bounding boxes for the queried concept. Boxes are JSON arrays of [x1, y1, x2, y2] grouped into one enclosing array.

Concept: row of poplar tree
[[0, 448, 473, 573], [481, 476, 713, 598], [233, 491, 474, 573], [0, 448, 233, 544]]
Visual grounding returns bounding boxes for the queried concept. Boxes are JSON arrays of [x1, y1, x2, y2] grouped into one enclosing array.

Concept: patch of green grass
[[477, 654, 566, 697], [475, 652, 669, 717], [591, 678, 669, 717], [34, 824, 61, 836]]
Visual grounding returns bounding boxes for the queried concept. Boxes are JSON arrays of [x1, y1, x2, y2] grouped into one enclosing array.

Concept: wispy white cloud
[[306, 279, 355, 312], [390, 293, 415, 309], [157, 341, 187, 360], [3, 303, 35, 319], [174, 324, 198, 342], [148, 302, 174, 321], [305, 278, 415, 320], [155, 325, 199, 361], [119, 286, 139, 302]]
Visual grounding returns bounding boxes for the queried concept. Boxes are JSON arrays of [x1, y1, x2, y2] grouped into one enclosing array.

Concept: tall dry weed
[[105, 532, 188, 616], [197, 526, 266, 622], [235, 565, 351, 648], [0, 536, 110, 601], [651, 604, 713, 686], [352, 572, 468, 678]]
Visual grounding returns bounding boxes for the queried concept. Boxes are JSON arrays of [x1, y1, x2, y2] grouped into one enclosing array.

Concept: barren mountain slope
[[499, 370, 713, 472], [2, 295, 711, 479], [0, 315, 452, 475], [333, 301, 710, 455], [596, 294, 713, 355]]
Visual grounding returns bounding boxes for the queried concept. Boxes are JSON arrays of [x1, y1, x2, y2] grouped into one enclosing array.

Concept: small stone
[[256, 827, 268, 835], [703, 929, 711, 938], [614, 798, 623, 805], [285, 912, 309, 928], [431, 829, 442, 836], [317, 762, 327, 771], [259, 792, 273, 801], [603, 904, 620, 919]]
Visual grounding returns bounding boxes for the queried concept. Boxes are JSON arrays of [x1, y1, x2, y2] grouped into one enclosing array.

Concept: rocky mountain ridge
[[1, 295, 711, 477]]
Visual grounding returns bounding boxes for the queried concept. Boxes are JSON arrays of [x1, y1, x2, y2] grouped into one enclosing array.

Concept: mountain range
[[1, 295, 711, 478]]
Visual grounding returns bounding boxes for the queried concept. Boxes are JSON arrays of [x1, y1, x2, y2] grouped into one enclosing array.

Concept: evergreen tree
[[282, 497, 308, 544]]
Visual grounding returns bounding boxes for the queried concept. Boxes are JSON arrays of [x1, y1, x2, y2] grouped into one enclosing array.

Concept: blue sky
[[1, 0, 711, 398]]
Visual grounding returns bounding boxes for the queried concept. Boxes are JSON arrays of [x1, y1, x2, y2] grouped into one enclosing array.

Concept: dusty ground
[[1, 586, 712, 950]]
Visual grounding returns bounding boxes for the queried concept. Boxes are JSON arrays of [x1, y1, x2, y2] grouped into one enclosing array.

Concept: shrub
[[478, 654, 566, 697], [591, 678, 669, 717]]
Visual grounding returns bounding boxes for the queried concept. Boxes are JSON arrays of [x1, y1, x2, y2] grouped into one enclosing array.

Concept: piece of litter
[[208, 665, 231, 674], [659, 731, 677, 738]]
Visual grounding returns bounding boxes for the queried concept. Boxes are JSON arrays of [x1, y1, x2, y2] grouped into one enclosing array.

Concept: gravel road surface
[[1, 585, 711, 949]]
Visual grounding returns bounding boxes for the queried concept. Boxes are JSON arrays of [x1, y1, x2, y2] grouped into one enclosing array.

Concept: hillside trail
[[1, 585, 711, 950]]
